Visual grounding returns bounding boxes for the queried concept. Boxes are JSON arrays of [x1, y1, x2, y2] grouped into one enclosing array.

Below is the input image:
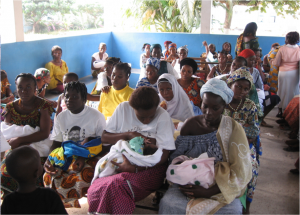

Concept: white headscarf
[[158, 74, 194, 122]]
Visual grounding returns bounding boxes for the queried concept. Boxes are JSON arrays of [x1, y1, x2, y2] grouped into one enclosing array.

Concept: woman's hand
[[101, 86, 111, 94], [111, 154, 135, 173], [72, 156, 86, 172], [264, 84, 270, 91], [179, 184, 218, 199], [44, 159, 58, 175], [7, 137, 21, 149]]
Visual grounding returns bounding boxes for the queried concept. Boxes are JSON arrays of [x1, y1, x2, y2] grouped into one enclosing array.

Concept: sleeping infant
[[92, 137, 162, 183]]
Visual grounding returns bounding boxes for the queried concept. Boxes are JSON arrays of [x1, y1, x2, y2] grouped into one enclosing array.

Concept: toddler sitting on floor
[[91, 136, 161, 183]]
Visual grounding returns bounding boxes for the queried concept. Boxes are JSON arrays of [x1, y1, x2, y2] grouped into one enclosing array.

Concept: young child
[[1, 146, 67, 214], [163, 41, 172, 58], [207, 51, 230, 80], [202, 41, 217, 70], [98, 62, 134, 120]]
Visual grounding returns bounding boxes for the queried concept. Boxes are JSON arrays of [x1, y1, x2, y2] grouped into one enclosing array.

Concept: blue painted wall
[[2, 31, 285, 92], [111, 32, 285, 69], [2, 32, 112, 92]]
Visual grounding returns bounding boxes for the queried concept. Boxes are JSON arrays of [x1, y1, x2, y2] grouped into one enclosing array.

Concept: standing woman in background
[[272, 31, 300, 117], [235, 22, 259, 56], [91, 43, 109, 78], [139, 43, 151, 80], [45, 45, 69, 94]]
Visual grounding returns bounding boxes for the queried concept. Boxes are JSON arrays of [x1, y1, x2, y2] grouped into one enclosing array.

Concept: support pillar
[[13, 0, 24, 42], [200, 0, 212, 34]]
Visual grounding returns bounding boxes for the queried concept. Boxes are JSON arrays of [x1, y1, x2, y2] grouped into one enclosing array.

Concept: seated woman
[[158, 74, 194, 122], [1, 70, 14, 120], [166, 43, 179, 61], [45, 45, 69, 94], [177, 58, 205, 108], [139, 44, 179, 80], [224, 68, 261, 214], [139, 43, 151, 80], [172, 45, 188, 78], [136, 57, 160, 93], [88, 87, 176, 214], [207, 51, 231, 80], [159, 78, 252, 215], [239, 49, 264, 111], [43, 81, 106, 208], [163, 40, 172, 58], [1, 73, 54, 197], [91, 43, 108, 78], [34, 68, 57, 108], [98, 62, 134, 120]]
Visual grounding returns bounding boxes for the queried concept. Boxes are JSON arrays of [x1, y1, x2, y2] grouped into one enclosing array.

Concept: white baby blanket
[[92, 139, 163, 184], [1, 122, 52, 157], [166, 153, 215, 189]]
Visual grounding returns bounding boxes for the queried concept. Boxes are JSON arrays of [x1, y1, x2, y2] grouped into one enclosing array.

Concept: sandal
[[283, 146, 299, 152], [289, 169, 299, 174], [275, 119, 286, 125], [276, 112, 283, 118]]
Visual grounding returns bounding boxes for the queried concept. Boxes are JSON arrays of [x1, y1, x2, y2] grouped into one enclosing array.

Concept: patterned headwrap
[[200, 78, 234, 104], [146, 57, 161, 70], [150, 44, 162, 55], [238, 49, 255, 59], [34, 68, 50, 80], [177, 45, 188, 54], [169, 43, 177, 49], [164, 41, 172, 45], [227, 67, 253, 86]]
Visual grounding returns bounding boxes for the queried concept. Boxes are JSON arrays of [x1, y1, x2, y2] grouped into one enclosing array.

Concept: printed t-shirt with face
[[51, 105, 106, 142], [106, 101, 176, 150]]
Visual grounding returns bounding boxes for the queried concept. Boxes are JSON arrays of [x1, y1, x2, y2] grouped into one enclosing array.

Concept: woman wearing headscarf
[[163, 41, 172, 58], [224, 67, 261, 214], [272, 31, 300, 117], [136, 57, 160, 93], [172, 45, 189, 77], [158, 74, 194, 122], [235, 22, 259, 56], [166, 43, 179, 61], [159, 78, 252, 215], [177, 58, 205, 108], [139, 44, 179, 80]]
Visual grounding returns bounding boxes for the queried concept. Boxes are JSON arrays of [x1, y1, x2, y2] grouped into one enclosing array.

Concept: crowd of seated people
[[1, 22, 300, 215]]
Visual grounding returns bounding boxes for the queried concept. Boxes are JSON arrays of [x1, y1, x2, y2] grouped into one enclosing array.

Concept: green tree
[[77, 4, 104, 28], [214, 0, 300, 30], [22, 0, 74, 33], [125, 0, 201, 32]]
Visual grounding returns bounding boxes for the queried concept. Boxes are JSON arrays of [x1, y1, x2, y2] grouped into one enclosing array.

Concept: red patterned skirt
[[87, 164, 167, 214], [283, 96, 299, 130]]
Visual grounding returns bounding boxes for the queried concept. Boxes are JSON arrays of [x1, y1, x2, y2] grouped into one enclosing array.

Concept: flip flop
[[261, 121, 274, 128], [276, 119, 286, 125], [290, 169, 299, 174], [283, 146, 299, 152]]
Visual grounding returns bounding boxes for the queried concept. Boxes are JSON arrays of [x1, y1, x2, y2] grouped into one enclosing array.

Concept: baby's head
[[143, 143, 158, 156], [63, 72, 79, 89], [6, 146, 42, 186]]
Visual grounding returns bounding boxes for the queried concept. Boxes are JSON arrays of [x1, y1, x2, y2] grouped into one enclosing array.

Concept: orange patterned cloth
[[182, 78, 205, 108], [43, 157, 99, 208], [283, 95, 299, 130]]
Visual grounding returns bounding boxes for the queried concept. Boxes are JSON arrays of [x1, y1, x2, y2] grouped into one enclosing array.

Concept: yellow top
[[98, 85, 134, 120], [45, 60, 69, 90]]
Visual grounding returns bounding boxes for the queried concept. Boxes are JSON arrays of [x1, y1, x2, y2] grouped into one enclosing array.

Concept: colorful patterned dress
[[1, 99, 54, 197], [235, 34, 259, 56], [267, 46, 280, 93], [223, 98, 260, 203], [181, 78, 205, 108]]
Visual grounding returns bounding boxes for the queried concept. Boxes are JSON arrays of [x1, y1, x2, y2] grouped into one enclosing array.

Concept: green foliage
[[124, 0, 201, 32], [77, 4, 104, 28]]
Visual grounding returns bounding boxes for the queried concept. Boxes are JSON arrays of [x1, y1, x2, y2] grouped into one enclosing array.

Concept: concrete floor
[[67, 108, 299, 215]]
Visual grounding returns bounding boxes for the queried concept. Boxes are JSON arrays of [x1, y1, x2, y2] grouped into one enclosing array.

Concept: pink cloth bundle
[[166, 153, 215, 188]]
